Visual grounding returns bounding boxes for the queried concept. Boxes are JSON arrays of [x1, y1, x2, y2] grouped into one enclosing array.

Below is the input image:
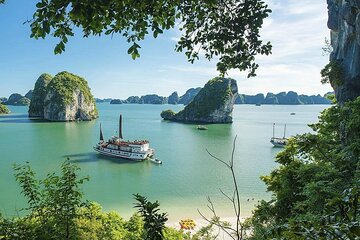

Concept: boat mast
[[100, 123, 104, 141], [283, 124, 287, 138], [273, 123, 275, 138], [119, 114, 123, 139]]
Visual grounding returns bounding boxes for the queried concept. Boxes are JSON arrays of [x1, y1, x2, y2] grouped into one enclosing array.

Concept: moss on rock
[[28, 73, 53, 117]]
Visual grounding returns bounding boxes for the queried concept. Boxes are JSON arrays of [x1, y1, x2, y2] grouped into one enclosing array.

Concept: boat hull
[[93, 145, 153, 161], [270, 138, 287, 148]]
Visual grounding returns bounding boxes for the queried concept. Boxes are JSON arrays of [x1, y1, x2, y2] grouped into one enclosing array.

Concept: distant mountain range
[[97, 88, 202, 105], [236, 91, 333, 105], [1, 88, 333, 106], [97, 89, 333, 105]]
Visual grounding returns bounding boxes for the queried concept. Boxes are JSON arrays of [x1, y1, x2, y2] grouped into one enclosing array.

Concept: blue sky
[[0, 0, 333, 99]]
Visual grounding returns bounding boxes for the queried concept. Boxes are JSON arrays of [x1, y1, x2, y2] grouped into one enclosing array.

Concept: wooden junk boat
[[94, 115, 155, 161], [270, 123, 288, 148]]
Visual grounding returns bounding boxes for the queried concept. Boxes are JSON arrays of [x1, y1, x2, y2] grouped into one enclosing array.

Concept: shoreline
[[166, 216, 249, 239]]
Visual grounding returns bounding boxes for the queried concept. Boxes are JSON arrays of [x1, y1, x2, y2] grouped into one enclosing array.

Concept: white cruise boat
[[94, 115, 154, 161], [270, 123, 288, 148]]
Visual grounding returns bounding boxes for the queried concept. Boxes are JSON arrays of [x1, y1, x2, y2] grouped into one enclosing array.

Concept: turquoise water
[[0, 104, 328, 220]]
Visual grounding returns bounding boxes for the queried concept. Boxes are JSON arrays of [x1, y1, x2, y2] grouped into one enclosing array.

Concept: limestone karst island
[[161, 77, 238, 123], [0, 1, 359, 240], [29, 72, 98, 121]]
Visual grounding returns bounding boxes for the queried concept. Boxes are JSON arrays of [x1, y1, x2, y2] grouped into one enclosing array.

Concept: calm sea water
[[0, 104, 329, 220]]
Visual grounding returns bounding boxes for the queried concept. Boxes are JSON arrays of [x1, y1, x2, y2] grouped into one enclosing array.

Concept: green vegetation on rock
[[46, 71, 95, 107], [160, 109, 175, 120], [28, 73, 52, 117], [182, 77, 232, 118], [43, 71, 98, 121], [163, 77, 238, 123], [0, 103, 9, 114]]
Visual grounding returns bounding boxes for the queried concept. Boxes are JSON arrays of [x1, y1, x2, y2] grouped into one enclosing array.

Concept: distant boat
[[197, 125, 208, 130], [94, 114, 155, 161], [290, 112, 296, 115], [270, 123, 288, 147], [149, 158, 162, 164]]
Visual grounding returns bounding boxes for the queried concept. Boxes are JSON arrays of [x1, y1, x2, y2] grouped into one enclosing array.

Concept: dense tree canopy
[[248, 97, 360, 239], [3, 0, 272, 76]]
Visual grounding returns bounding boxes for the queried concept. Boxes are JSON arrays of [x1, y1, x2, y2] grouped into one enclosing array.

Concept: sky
[[0, 0, 333, 99]]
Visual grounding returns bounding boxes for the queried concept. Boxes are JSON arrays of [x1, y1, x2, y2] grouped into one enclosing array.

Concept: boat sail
[[94, 114, 154, 161], [270, 123, 288, 147]]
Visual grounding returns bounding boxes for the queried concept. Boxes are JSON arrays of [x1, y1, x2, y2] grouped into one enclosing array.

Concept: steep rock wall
[[328, 0, 360, 103]]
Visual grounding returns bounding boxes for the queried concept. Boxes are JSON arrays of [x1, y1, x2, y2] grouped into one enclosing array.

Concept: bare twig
[[200, 136, 245, 240]]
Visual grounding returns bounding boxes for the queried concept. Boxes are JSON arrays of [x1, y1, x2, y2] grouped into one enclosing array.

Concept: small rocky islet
[[29, 71, 98, 121], [161, 77, 238, 123]]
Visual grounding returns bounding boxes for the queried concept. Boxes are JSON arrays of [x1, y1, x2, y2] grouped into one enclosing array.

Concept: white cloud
[[227, 0, 333, 95], [94, 0, 333, 98]]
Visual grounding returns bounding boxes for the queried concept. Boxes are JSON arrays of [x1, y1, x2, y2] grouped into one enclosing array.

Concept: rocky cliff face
[[43, 72, 98, 121], [161, 77, 238, 123], [44, 89, 97, 121], [25, 90, 33, 100], [168, 92, 179, 104], [28, 73, 53, 117], [178, 88, 202, 105], [328, 0, 360, 103]]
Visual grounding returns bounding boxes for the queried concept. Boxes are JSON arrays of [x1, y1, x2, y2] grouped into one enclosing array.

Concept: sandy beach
[[167, 216, 248, 239]]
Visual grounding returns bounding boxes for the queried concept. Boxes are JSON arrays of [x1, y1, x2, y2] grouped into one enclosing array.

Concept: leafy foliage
[[0, 161, 195, 240], [10, 160, 89, 239], [249, 97, 360, 239], [28, 0, 271, 76], [0, 103, 10, 114], [133, 194, 168, 240], [321, 61, 344, 87]]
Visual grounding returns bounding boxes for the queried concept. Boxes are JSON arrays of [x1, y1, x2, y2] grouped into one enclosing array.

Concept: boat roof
[[108, 137, 149, 146], [271, 137, 288, 140]]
